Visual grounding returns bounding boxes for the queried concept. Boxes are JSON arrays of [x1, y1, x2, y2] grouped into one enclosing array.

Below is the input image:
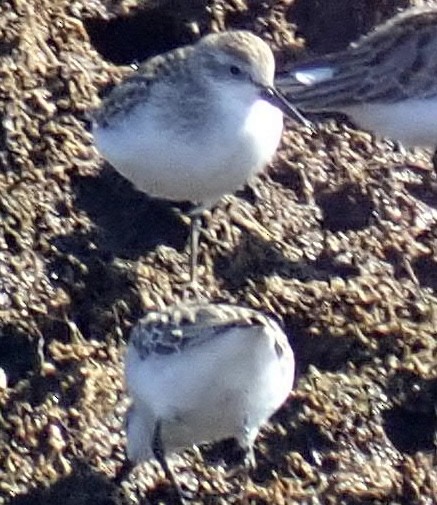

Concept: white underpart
[[343, 98, 437, 148], [294, 67, 335, 85], [93, 82, 283, 206], [124, 321, 294, 463]]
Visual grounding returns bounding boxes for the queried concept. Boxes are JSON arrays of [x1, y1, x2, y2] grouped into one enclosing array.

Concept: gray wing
[[93, 45, 193, 128], [129, 303, 272, 359], [279, 8, 437, 110]]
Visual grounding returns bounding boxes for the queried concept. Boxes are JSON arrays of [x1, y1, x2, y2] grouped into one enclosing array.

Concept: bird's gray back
[[129, 303, 278, 360], [283, 8, 437, 109]]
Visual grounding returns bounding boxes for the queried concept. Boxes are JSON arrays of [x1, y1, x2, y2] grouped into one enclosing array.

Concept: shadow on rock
[[0, 325, 39, 387], [287, 0, 409, 54], [45, 231, 144, 341], [316, 183, 375, 232], [384, 372, 437, 454], [214, 233, 360, 292], [283, 315, 371, 376], [9, 465, 126, 505], [42, 165, 196, 341], [71, 165, 189, 259], [84, 1, 207, 66]]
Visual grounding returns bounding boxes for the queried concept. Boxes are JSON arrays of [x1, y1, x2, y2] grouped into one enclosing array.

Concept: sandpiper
[[93, 31, 308, 282], [123, 303, 295, 502], [277, 7, 437, 149]]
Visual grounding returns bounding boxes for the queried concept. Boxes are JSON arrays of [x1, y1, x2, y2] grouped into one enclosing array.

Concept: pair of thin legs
[[151, 419, 257, 504]]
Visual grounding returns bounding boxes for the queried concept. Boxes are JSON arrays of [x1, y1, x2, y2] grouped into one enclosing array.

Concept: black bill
[[261, 86, 314, 131]]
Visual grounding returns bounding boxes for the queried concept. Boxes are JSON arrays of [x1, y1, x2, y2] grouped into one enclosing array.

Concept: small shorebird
[[123, 303, 295, 502], [277, 7, 437, 149], [93, 31, 308, 283]]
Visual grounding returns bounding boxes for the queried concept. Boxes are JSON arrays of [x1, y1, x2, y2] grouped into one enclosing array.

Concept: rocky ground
[[0, 0, 436, 504]]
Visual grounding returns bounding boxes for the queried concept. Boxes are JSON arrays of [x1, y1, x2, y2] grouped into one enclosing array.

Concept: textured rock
[[0, 1, 436, 504]]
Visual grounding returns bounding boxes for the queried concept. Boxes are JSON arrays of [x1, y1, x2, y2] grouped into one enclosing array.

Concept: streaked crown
[[194, 31, 276, 88]]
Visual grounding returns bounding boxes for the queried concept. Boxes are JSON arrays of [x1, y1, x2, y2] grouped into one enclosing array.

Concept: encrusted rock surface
[[0, 1, 436, 504]]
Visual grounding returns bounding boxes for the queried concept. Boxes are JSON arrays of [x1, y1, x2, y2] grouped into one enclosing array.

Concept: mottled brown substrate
[[0, 1, 436, 505]]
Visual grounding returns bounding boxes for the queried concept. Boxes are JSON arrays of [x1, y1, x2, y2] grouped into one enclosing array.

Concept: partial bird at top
[[277, 7, 437, 148]]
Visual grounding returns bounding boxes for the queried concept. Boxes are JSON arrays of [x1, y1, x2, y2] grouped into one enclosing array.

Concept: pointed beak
[[260, 85, 314, 131]]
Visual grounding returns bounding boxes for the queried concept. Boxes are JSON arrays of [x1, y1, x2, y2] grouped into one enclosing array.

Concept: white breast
[[125, 322, 294, 455], [93, 88, 283, 206]]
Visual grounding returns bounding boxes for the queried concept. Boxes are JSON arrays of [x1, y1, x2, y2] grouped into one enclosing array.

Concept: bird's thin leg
[[152, 420, 187, 505], [113, 459, 156, 505], [237, 422, 258, 505], [113, 458, 134, 486], [432, 149, 437, 173], [241, 428, 257, 474], [189, 214, 202, 284], [243, 445, 256, 473]]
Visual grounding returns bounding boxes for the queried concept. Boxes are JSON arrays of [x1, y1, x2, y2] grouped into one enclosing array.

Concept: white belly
[[93, 98, 282, 206], [344, 98, 437, 148], [125, 325, 294, 455]]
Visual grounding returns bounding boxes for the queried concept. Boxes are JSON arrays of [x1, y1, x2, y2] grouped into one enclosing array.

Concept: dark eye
[[230, 65, 242, 76]]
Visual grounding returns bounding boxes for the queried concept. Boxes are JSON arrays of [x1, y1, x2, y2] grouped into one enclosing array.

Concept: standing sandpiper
[[93, 30, 308, 283], [122, 303, 295, 502], [277, 7, 437, 149]]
